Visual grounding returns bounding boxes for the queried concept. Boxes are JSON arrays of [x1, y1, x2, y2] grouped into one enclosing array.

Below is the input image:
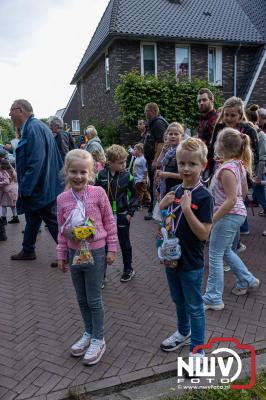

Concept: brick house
[[56, 88, 80, 134], [71, 0, 266, 135]]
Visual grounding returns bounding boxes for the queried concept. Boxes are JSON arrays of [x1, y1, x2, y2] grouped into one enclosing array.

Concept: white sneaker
[[184, 352, 205, 377], [83, 338, 106, 365], [160, 330, 191, 352], [223, 262, 231, 272], [236, 243, 246, 253], [71, 332, 91, 356], [249, 278, 260, 291], [204, 302, 224, 311]]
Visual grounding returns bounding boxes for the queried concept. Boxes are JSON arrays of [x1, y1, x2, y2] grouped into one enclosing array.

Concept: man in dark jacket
[[9, 99, 64, 262], [197, 88, 219, 148], [143, 102, 168, 220], [49, 115, 75, 161]]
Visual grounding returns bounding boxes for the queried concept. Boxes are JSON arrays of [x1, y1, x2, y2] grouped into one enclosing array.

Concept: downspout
[[234, 44, 241, 96], [244, 44, 266, 106]]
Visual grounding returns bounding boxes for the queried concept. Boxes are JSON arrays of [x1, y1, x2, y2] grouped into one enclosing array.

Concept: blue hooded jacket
[[16, 115, 64, 213]]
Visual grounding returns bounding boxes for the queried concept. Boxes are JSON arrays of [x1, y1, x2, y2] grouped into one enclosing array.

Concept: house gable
[[71, 0, 264, 84]]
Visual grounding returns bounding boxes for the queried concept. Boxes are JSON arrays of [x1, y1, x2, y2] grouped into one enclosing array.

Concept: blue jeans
[[203, 214, 257, 305], [253, 181, 266, 213], [165, 267, 205, 352], [69, 247, 106, 340], [23, 201, 58, 253]]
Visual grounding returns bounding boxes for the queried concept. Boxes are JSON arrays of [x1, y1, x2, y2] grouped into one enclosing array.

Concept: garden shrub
[[115, 71, 223, 134]]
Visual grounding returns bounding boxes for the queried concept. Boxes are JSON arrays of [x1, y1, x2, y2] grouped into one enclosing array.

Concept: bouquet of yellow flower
[[72, 218, 96, 266]]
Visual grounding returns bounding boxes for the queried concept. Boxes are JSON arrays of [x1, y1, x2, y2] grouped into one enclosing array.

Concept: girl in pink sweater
[[57, 149, 117, 365]]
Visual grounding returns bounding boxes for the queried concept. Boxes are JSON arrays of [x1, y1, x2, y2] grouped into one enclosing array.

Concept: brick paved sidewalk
[[0, 208, 265, 400]]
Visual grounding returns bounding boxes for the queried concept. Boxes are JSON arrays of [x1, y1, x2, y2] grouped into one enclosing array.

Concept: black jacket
[[95, 167, 138, 221], [144, 115, 168, 162], [55, 130, 75, 161]]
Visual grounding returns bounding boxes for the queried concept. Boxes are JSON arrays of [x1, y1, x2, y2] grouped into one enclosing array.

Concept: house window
[[208, 46, 222, 85], [105, 53, 110, 91], [176, 46, 190, 79], [72, 120, 80, 132], [141, 43, 157, 75]]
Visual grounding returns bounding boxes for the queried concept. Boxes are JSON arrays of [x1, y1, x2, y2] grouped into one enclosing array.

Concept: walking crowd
[[0, 90, 265, 369]]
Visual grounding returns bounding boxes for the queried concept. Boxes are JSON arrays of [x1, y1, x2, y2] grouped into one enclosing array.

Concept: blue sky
[[0, 0, 109, 118]]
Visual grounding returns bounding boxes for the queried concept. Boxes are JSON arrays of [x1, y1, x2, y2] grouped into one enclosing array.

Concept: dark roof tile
[[72, 0, 265, 83]]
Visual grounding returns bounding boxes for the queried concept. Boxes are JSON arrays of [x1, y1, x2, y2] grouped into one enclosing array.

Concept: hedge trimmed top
[[115, 72, 223, 131]]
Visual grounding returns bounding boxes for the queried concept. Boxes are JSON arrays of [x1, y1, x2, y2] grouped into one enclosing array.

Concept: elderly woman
[[85, 125, 105, 163]]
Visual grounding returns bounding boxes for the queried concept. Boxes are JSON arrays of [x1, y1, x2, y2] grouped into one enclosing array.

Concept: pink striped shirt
[[210, 160, 247, 216], [56, 185, 117, 261]]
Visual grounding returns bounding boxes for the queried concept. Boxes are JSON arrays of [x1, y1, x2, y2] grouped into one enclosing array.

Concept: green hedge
[[0, 117, 15, 144], [115, 72, 223, 133]]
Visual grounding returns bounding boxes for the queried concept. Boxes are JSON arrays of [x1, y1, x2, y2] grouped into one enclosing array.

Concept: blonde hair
[[90, 148, 106, 165], [106, 144, 128, 162], [64, 149, 94, 186], [145, 102, 159, 115], [85, 125, 97, 138], [134, 143, 144, 153], [216, 128, 253, 175], [217, 96, 247, 125], [176, 137, 208, 165], [165, 122, 184, 137]]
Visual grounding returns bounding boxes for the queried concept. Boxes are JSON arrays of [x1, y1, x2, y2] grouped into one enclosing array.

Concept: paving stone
[[0, 210, 265, 399]]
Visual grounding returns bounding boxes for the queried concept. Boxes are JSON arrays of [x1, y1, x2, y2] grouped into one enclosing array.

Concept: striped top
[[56, 185, 118, 261], [210, 160, 247, 216]]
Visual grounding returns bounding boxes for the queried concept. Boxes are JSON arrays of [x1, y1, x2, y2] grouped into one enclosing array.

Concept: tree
[[115, 72, 223, 133], [0, 117, 15, 144]]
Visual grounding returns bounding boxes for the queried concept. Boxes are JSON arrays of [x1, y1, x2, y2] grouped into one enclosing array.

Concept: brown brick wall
[[191, 44, 208, 80], [157, 42, 175, 74], [249, 62, 266, 107], [77, 39, 265, 140]]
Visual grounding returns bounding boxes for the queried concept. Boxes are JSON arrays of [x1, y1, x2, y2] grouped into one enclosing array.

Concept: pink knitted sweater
[[56, 185, 117, 261]]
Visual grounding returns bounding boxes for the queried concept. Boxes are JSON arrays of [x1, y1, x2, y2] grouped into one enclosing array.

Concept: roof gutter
[[233, 44, 241, 96], [244, 44, 266, 105]]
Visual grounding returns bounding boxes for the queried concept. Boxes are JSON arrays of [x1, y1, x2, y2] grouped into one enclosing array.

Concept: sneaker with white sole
[[183, 352, 205, 378], [232, 278, 260, 296], [120, 270, 136, 282], [83, 338, 106, 365], [204, 302, 225, 311], [160, 330, 191, 352], [224, 262, 231, 272], [249, 278, 260, 290], [236, 243, 246, 253], [71, 332, 91, 356]]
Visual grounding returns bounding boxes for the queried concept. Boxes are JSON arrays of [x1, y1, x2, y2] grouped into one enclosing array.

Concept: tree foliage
[[0, 117, 15, 144], [115, 72, 223, 133]]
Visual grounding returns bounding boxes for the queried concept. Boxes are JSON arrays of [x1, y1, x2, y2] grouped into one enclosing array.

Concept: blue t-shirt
[[170, 184, 213, 270], [133, 155, 148, 183]]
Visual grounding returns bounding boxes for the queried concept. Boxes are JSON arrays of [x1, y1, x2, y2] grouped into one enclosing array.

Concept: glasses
[[10, 107, 21, 112]]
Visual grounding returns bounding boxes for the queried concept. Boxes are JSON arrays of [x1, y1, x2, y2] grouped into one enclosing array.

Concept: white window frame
[[208, 46, 222, 86], [175, 45, 191, 80], [72, 120, 80, 132], [105, 52, 110, 91], [140, 42, 157, 76]]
